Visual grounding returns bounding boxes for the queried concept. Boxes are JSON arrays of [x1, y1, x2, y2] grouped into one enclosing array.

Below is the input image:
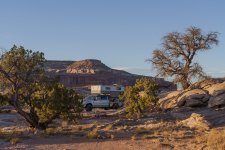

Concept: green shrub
[[87, 129, 99, 139], [121, 78, 159, 118]]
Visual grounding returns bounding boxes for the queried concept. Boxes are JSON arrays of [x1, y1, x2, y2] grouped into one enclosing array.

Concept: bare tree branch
[[148, 26, 219, 89]]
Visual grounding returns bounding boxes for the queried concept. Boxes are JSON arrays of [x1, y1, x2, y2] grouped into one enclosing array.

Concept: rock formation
[[207, 81, 225, 108], [177, 89, 210, 107], [159, 78, 225, 110], [66, 59, 111, 74], [158, 91, 181, 110], [44, 60, 74, 73], [44, 59, 176, 91]]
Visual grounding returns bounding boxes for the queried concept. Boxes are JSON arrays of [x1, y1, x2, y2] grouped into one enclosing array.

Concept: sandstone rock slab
[[208, 93, 225, 108], [158, 91, 181, 110], [206, 81, 225, 96], [177, 89, 210, 107]]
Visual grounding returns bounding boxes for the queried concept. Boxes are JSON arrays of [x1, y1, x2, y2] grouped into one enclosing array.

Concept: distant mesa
[[44, 60, 74, 74], [44, 59, 176, 91], [66, 59, 111, 74]]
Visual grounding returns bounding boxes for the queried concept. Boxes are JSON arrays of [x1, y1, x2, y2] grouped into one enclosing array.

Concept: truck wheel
[[85, 104, 93, 112], [113, 104, 119, 109]]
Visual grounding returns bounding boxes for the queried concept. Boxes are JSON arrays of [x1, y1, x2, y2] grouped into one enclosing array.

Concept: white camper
[[91, 85, 124, 97]]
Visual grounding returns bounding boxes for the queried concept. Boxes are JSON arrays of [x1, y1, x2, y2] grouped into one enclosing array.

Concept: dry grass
[[93, 121, 99, 127], [160, 130, 175, 141], [77, 126, 83, 131], [131, 135, 137, 140], [142, 134, 152, 139], [146, 121, 178, 134], [146, 120, 179, 131], [207, 128, 225, 150], [0, 128, 29, 143], [123, 125, 129, 130], [135, 127, 150, 135], [104, 124, 113, 131], [0, 128, 3, 137], [110, 134, 115, 139], [139, 120, 196, 141], [195, 135, 207, 144], [181, 128, 225, 149], [9, 137, 22, 145], [0, 128, 31, 145], [45, 127, 63, 135]]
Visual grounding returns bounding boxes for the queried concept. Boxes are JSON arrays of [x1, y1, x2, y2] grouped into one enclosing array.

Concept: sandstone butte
[[44, 59, 176, 91]]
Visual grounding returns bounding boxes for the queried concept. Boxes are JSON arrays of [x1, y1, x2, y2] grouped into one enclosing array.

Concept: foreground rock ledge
[[159, 79, 225, 110]]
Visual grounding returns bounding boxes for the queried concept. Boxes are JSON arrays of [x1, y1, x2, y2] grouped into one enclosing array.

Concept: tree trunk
[[181, 81, 190, 90], [137, 105, 143, 118], [12, 91, 47, 130], [13, 104, 47, 130]]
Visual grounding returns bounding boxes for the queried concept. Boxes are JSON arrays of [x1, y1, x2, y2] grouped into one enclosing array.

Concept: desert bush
[[135, 127, 150, 135], [121, 78, 159, 118], [9, 137, 22, 145], [207, 128, 225, 150], [87, 129, 99, 139]]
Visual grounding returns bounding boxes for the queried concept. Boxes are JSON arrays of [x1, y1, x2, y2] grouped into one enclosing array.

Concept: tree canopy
[[0, 45, 83, 129], [149, 27, 218, 89]]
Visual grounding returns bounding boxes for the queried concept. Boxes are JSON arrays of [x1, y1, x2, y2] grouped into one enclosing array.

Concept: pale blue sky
[[0, 0, 224, 77]]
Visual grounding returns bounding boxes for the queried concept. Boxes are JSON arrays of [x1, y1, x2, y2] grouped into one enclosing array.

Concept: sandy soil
[[1, 135, 200, 150], [0, 137, 168, 150], [0, 107, 225, 150]]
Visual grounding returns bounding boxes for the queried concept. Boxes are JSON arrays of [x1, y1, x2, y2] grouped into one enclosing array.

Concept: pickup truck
[[83, 95, 123, 111]]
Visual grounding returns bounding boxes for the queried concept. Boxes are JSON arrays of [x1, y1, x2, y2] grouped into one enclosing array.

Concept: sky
[[0, 0, 225, 78]]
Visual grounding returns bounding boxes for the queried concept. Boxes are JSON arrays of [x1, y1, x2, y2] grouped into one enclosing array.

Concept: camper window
[[105, 87, 111, 90]]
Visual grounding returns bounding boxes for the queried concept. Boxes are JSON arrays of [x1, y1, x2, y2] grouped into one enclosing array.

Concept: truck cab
[[83, 94, 123, 111]]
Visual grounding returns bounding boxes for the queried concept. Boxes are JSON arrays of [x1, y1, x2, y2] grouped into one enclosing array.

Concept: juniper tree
[[0, 45, 83, 129], [148, 27, 218, 89]]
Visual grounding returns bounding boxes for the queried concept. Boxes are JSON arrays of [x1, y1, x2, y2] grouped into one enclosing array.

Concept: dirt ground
[[0, 136, 177, 150], [5, 138, 205, 150], [0, 107, 225, 150]]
